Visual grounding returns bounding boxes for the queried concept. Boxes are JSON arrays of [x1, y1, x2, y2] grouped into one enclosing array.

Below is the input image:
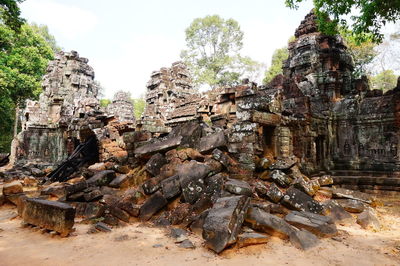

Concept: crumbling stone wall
[[107, 91, 135, 124]]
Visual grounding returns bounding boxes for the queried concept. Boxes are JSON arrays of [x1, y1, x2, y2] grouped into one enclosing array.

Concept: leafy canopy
[[371, 69, 398, 92], [181, 15, 261, 89], [263, 47, 289, 84], [286, 0, 400, 43], [0, 0, 25, 32]]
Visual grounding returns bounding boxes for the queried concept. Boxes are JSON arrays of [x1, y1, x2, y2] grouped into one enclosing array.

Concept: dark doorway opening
[[263, 126, 276, 159], [316, 135, 325, 167]]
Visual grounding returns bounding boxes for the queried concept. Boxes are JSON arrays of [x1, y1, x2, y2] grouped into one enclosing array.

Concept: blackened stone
[[142, 177, 161, 195], [109, 206, 130, 223], [161, 175, 181, 199], [357, 208, 380, 230], [117, 202, 140, 217], [202, 195, 250, 253], [336, 199, 365, 213], [178, 161, 211, 204], [322, 200, 353, 224], [179, 239, 195, 249], [270, 170, 293, 188], [103, 214, 120, 226], [269, 157, 297, 170], [170, 228, 188, 239], [332, 188, 375, 204], [198, 131, 227, 154], [293, 177, 320, 196], [245, 207, 296, 239], [87, 170, 116, 186], [108, 174, 130, 188], [224, 178, 252, 196], [190, 210, 209, 235], [41, 185, 67, 198], [134, 136, 182, 156], [95, 222, 112, 232], [284, 211, 337, 237], [146, 153, 167, 176], [204, 157, 223, 175], [20, 198, 75, 237], [266, 183, 284, 203], [139, 191, 168, 221], [83, 189, 103, 202], [289, 229, 319, 250], [204, 173, 225, 202], [168, 121, 203, 148], [67, 191, 85, 201], [237, 232, 269, 248], [281, 187, 323, 214], [212, 148, 235, 168], [65, 181, 88, 196]]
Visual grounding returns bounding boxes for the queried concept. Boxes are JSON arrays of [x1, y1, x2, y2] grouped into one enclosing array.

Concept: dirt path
[[0, 197, 399, 266]]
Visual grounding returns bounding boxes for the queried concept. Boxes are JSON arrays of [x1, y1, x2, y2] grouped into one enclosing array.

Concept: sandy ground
[[0, 196, 399, 266]]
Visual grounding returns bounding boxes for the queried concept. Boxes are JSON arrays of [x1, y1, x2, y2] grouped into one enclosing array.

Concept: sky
[[20, 0, 315, 99]]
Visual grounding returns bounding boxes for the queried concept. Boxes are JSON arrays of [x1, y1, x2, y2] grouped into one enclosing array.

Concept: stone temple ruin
[[1, 11, 399, 253]]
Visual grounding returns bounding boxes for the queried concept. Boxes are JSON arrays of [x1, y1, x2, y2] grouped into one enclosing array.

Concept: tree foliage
[[286, 0, 400, 43], [370, 69, 398, 92], [263, 47, 289, 84], [30, 22, 61, 53], [181, 15, 261, 89], [0, 23, 55, 152], [131, 97, 146, 119], [340, 28, 377, 78], [0, 0, 25, 32]]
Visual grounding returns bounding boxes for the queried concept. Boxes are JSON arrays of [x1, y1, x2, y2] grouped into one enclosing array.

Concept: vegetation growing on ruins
[[286, 0, 400, 43], [0, 0, 25, 32], [181, 15, 261, 89]]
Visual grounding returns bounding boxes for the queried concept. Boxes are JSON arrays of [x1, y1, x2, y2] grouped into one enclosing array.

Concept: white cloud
[[20, 0, 98, 40], [91, 34, 183, 99]]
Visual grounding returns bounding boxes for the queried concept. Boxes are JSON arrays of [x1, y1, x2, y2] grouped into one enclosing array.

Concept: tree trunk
[[13, 102, 19, 138]]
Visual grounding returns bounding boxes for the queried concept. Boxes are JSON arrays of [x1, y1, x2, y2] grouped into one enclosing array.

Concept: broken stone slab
[[293, 177, 320, 196], [134, 136, 182, 156], [142, 177, 162, 195], [198, 131, 227, 154], [322, 200, 353, 225], [20, 198, 75, 237], [202, 195, 250, 253], [178, 161, 211, 204], [317, 175, 333, 186], [270, 170, 293, 188], [2, 181, 23, 195], [336, 199, 365, 213], [357, 208, 380, 230], [212, 148, 236, 168], [179, 239, 195, 249], [139, 191, 168, 221], [117, 202, 140, 217], [161, 175, 181, 200], [245, 207, 297, 239], [108, 174, 130, 188], [281, 187, 324, 214], [224, 178, 252, 196], [83, 189, 103, 202], [284, 211, 337, 237], [86, 170, 116, 186], [237, 232, 269, 248], [289, 229, 320, 250], [146, 153, 167, 176], [65, 181, 88, 196], [332, 188, 375, 204], [95, 222, 112, 232], [108, 206, 130, 223], [269, 156, 297, 170], [266, 183, 284, 203], [204, 173, 225, 202]]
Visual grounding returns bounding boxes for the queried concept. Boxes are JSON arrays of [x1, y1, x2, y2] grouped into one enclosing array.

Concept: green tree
[[0, 23, 54, 152], [181, 15, 261, 89], [131, 97, 146, 119], [340, 28, 377, 78], [99, 99, 111, 107], [30, 22, 61, 53], [286, 0, 400, 43], [263, 47, 289, 84], [370, 70, 398, 92], [0, 0, 25, 32]]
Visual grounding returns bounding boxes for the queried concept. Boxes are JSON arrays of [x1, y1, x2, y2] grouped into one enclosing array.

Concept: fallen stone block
[[281, 187, 324, 214], [322, 200, 353, 224], [224, 178, 252, 196], [20, 198, 75, 237], [146, 153, 167, 176], [108, 174, 130, 188], [65, 181, 88, 196], [117, 202, 140, 217], [139, 191, 168, 221], [95, 222, 112, 232], [269, 156, 297, 170], [332, 188, 375, 204], [245, 207, 296, 239], [198, 131, 227, 153], [357, 208, 380, 230], [87, 170, 116, 186], [336, 199, 365, 213], [294, 177, 320, 196], [202, 195, 250, 253], [270, 170, 293, 188], [212, 149, 236, 168], [134, 136, 182, 156], [266, 183, 284, 203], [161, 175, 181, 200], [83, 189, 103, 202], [42, 184, 67, 198], [289, 229, 320, 250], [178, 161, 211, 204], [204, 173, 225, 202], [142, 177, 162, 195], [2, 181, 23, 195], [284, 211, 337, 237], [317, 175, 333, 186], [237, 232, 269, 248]]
